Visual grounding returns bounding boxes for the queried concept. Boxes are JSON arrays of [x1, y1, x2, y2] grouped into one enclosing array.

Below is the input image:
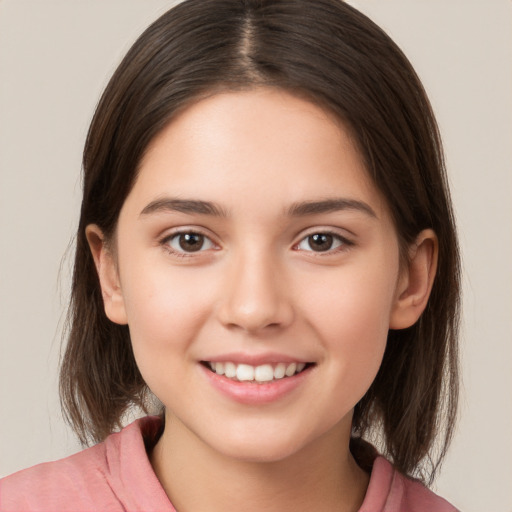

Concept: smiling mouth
[[201, 361, 313, 383]]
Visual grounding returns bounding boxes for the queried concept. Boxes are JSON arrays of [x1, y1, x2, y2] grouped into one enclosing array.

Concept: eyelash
[[293, 230, 354, 255], [159, 229, 354, 258], [160, 230, 217, 258]]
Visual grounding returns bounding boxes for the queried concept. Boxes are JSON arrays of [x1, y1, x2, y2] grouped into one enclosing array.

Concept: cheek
[[300, 259, 398, 391], [118, 263, 214, 373], [122, 255, 212, 322], [304, 261, 398, 338]]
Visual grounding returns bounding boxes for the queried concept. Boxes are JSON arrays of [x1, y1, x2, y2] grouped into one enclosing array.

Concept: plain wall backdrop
[[0, 1, 511, 511]]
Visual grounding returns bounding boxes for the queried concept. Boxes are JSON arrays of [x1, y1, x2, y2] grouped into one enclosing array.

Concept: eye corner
[[294, 230, 355, 255], [160, 229, 219, 257]]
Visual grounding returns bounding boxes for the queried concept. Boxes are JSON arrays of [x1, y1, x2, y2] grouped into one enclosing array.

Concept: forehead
[[126, 87, 387, 218]]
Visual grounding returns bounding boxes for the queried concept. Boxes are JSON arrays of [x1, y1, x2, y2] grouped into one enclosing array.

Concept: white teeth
[[254, 364, 274, 382], [208, 361, 308, 382], [236, 364, 255, 381], [285, 362, 297, 377], [214, 362, 225, 375], [224, 362, 237, 378], [274, 363, 286, 379]]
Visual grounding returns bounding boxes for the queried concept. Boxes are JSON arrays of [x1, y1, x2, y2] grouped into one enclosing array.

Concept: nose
[[216, 249, 294, 334]]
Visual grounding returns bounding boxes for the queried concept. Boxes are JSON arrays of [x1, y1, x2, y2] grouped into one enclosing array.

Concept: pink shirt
[[0, 416, 459, 511]]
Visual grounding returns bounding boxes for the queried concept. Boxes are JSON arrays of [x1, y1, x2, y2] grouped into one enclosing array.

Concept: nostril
[[217, 302, 294, 334]]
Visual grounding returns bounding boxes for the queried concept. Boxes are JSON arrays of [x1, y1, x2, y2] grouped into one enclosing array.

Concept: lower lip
[[200, 364, 311, 405]]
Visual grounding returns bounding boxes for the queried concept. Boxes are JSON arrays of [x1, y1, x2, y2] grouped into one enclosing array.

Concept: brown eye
[[308, 233, 333, 252], [179, 233, 204, 251], [297, 232, 347, 253], [166, 232, 215, 253]]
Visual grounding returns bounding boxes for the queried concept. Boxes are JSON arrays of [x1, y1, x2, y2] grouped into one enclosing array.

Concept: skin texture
[[87, 88, 438, 512]]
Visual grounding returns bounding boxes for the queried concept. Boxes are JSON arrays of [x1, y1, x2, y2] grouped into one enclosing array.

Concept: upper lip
[[201, 352, 313, 366]]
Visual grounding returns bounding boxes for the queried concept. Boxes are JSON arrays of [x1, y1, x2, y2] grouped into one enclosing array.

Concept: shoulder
[[1, 442, 114, 511], [0, 416, 172, 512], [396, 471, 460, 512], [359, 456, 460, 512]]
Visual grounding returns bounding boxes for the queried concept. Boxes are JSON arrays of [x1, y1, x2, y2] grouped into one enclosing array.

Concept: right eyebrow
[[139, 198, 228, 217]]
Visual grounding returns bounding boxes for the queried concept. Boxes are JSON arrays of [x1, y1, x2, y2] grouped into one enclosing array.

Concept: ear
[[389, 229, 438, 329], [85, 224, 128, 325]]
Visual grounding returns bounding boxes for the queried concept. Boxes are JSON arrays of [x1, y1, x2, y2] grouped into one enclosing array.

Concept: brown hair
[[60, 0, 460, 484]]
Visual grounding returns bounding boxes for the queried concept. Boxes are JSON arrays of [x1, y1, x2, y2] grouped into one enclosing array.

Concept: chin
[[220, 441, 303, 464], [203, 425, 320, 465]]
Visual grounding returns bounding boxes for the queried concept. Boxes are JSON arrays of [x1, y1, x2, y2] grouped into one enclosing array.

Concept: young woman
[[0, 1, 461, 510]]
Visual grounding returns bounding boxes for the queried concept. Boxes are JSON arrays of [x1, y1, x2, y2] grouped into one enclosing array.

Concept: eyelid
[[157, 226, 354, 257], [159, 227, 220, 256], [293, 228, 354, 254]]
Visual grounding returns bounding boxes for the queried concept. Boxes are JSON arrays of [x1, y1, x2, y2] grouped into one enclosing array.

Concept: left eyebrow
[[286, 198, 377, 218], [139, 198, 228, 217]]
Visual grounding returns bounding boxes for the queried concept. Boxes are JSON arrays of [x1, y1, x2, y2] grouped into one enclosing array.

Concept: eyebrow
[[140, 198, 228, 217], [287, 198, 377, 218], [139, 197, 376, 218]]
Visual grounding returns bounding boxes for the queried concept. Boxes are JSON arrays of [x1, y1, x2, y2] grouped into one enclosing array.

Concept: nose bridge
[[217, 243, 293, 332]]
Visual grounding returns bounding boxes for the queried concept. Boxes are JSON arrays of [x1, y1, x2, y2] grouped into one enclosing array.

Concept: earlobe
[[85, 224, 128, 325], [389, 229, 438, 330]]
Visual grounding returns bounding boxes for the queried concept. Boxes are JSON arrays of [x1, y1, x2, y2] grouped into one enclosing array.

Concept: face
[[93, 88, 411, 463]]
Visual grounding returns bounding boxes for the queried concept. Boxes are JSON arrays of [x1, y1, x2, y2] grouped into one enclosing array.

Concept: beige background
[[0, 1, 511, 510]]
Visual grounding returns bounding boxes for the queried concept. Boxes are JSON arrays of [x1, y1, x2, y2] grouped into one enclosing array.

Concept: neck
[[150, 413, 369, 512]]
